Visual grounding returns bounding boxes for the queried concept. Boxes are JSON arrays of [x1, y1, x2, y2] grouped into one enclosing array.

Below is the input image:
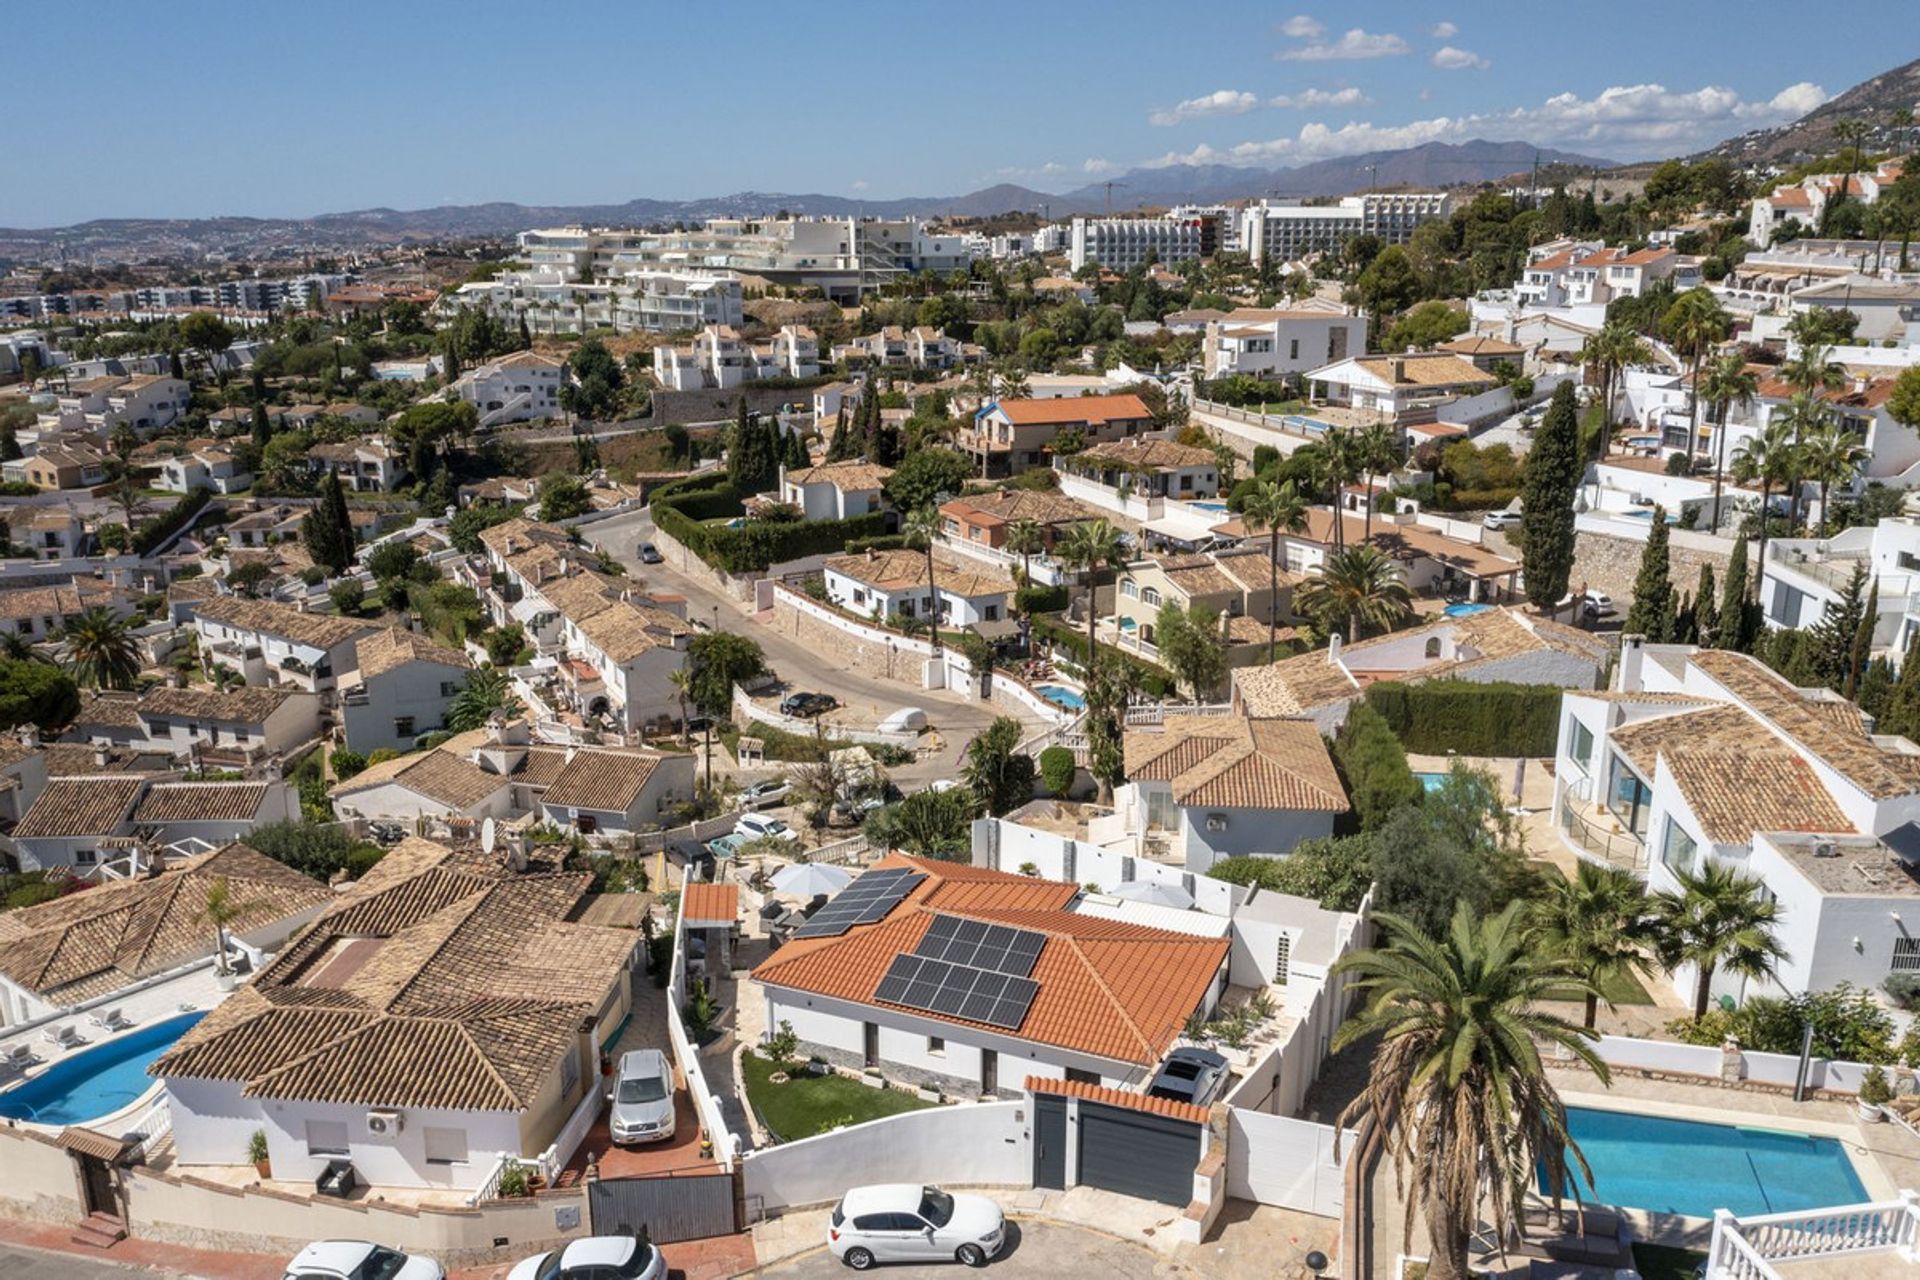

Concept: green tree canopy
[[1518, 381, 1580, 607], [0, 657, 80, 732], [883, 448, 974, 513]]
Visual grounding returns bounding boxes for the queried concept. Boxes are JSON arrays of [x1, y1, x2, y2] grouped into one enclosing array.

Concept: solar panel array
[[873, 953, 1040, 1030], [789, 867, 926, 939], [911, 914, 1047, 977]]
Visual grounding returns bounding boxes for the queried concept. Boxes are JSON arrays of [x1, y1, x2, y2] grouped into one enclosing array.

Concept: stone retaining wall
[[768, 592, 940, 689], [1571, 529, 1732, 614], [648, 521, 758, 603]]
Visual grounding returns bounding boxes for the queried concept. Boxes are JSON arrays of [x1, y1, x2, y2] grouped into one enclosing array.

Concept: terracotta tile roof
[[153, 843, 635, 1112], [73, 691, 144, 730], [940, 488, 1099, 528], [132, 782, 272, 824], [751, 856, 1227, 1066], [573, 600, 688, 664], [138, 685, 300, 724], [353, 627, 472, 681], [40, 745, 170, 776], [479, 517, 570, 560], [989, 394, 1153, 427], [1691, 650, 1920, 800], [329, 749, 508, 811], [1025, 1075, 1208, 1125], [0, 582, 114, 622], [826, 548, 1017, 599], [1769, 187, 1815, 207], [193, 596, 374, 651], [1072, 437, 1216, 470], [1126, 716, 1347, 812], [1440, 335, 1524, 356], [785, 461, 894, 491], [13, 776, 144, 839], [682, 882, 739, 926], [0, 843, 330, 999], [1348, 353, 1495, 388], [1755, 375, 1896, 411], [1233, 650, 1361, 716], [517, 746, 570, 789], [540, 748, 663, 813]]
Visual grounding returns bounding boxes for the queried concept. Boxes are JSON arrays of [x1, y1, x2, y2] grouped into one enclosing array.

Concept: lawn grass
[[1631, 1242, 1705, 1280], [741, 1050, 933, 1142]]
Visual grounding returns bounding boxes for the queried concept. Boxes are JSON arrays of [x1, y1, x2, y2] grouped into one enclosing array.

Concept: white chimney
[[1618, 634, 1646, 693], [93, 744, 110, 768]]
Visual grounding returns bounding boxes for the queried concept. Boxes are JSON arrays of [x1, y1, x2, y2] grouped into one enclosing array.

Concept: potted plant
[[247, 1129, 271, 1179], [1860, 1065, 1893, 1122]]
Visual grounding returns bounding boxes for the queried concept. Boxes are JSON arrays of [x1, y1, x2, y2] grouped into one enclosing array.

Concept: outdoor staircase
[[70, 1212, 126, 1249]]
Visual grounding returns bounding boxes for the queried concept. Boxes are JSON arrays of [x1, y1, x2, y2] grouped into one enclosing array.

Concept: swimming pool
[[1540, 1106, 1869, 1219], [1443, 603, 1492, 618], [1619, 509, 1680, 524], [1035, 684, 1086, 711], [1413, 771, 1449, 792], [0, 1012, 205, 1125], [1187, 501, 1230, 514]]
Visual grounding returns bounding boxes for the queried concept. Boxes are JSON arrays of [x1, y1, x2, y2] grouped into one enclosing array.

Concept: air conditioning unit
[[366, 1110, 404, 1136], [1204, 814, 1229, 832]]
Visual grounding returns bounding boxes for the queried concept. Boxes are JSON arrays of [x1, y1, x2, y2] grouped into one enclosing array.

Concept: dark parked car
[[1147, 1046, 1230, 1106], [637, 542, 664, 564], [780, 691, 836, 718]]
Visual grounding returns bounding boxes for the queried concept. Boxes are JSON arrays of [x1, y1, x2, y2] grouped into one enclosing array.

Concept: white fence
[[730, 683, 925, 748], [1226, 1111, 1351, 1218], [1707, 1194, 1920, 1280], [741, 1102, 1029, 1216], [668, 902, 739, 1169], [1578, 1034, 1884, 1095]]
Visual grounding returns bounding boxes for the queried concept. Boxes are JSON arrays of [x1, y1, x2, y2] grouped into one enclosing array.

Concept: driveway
[[586, 507, 1045, 791], [747, 1220, 1166, 1279]]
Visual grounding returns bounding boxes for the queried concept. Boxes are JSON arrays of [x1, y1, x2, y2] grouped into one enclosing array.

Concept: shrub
[[496, 1160, 531, 1198], [330, 747, 367, 779], [1015, 584, 1069, 615], [329, 580, 365, 616], [1363, 679, 1562, 757], [1667, 983, 1897, 1063], [132, 489, 211, 555], [1861, 1065, 1894, 1105], [1332, 703, 1421, 830], [765, 1019, 800, 1069], [1885, 972, 1920, 1010], [654, 476, 891, 574], [342, 844, 387, 880], [1039, 746, 1077, 795], [844, 533, 909, 555]]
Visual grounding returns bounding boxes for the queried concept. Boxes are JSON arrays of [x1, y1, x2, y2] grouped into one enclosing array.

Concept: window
[[305, 1120, 350, 1157], [1567, 717, 1595, 773], [1141, 587, 1161, 606], [927, 1036, 945, 1056], [852, 588, 866, 605], [1275, 933, 1292, 985], [440, 681, 460, 698], [984, 605, 1000, 621], [1606, 754, 1653, 838], [1660, 819, 1698, 876], [1289, 338, 1300, 360], [1894, 937, 1920, 973], [1423, 637, 1442, 659], [561, 1048, 581, 1097], [394, 716, 415, 738], [423, 1126, 468, 1166], [1120, 580, 1139, 599], [75, 849, 97, 867]]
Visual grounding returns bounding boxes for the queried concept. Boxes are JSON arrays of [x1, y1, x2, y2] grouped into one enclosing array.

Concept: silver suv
[[608, 1048, 675, 1145]]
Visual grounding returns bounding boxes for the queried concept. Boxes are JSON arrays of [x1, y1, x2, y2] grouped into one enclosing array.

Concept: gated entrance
[[1032, 1094, 1067, 1190], [1076, 1101, 1202, 1206], [588, 1171, 738, 1244]]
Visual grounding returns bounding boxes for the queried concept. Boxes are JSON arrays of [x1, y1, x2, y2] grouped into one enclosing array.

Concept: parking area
[[747, 1220, 1164, 1279]]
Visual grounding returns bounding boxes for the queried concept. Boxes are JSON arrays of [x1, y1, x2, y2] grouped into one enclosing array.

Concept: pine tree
[[1807, 562, 1866, 692], [519, 315, 533, 350], [302, 471, 355, 575], [169, 350, 185, 381], [1715, 535, 1751, 651], [1622, 506, 1674, 640], [1882, 633, 1920, 739], [1693, 563, 1718, 649], [1859, 655, 1896, 723], [252, 402, 272, 448], [1848, 575, 1880, 701], [1519, 381, 1580, 609]]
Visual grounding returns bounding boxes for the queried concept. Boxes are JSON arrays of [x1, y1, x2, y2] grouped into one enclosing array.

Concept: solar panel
[[788, 870, 924, 938], [872, 949, 1040, 1032], [911, 914, 1046, 976]]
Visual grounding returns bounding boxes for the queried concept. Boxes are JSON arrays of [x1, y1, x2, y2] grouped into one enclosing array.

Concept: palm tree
[[445, 668, 525, 732], [1826, 119, 1870, 233], [902, 505, 946, 656], [1334, 902, 1607, 1280], [1003, 519, 1046, 591], [668, 667, 694, 746], [1801, 422, 1870, 536], [1056, 518, 1129, 672], [1780, 341, 1846, 400], [1238, 479, 1309, 662], [1698, 353, 1759, 533], [1578, 321, 1653, 459], [60, 607, 140, 690], [1295, 545, 1410, 643], [1775, 392, 1833, 531], [1664, 290, 1731, 465], [1358, 420, 1401, 541], [1732, 418, 1798, 582], [1530, 863, 1654, 1030], [1652, 861, 1789, 1021], [203, 878, 239, 977], [1319, 425, 1362, 549]]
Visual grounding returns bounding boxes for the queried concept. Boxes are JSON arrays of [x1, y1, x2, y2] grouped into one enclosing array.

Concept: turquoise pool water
[[1541, 1106, 1869, 1218], [1036, 684, 1086, 711], [1443, 603, 1492, 618], [0, 1012, 204, 1125], [1188, 501, 1230, 514], [1414, 771, 1449, 792]]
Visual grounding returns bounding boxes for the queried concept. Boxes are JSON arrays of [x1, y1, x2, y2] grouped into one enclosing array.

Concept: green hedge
[[654, 478, 890, 574], [1015, 584, 1069, 615], [845, 533, 909, 555], [134, 488, 211, 554], [1363, 679, 1561, 757], [1032, 614, 1171, 697]]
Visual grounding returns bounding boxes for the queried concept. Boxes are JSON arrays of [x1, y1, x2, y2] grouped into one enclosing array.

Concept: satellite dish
[[481, 817, 497, 854]]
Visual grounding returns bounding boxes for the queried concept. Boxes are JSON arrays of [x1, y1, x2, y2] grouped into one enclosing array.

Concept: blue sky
[[8, 1, 1911, 226]]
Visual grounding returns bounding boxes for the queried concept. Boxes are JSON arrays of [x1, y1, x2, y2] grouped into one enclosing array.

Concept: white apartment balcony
[[1554, 777, 1648, 874], [1707, 1194, 1920, 1280]]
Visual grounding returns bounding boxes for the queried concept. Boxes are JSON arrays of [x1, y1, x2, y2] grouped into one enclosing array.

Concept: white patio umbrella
[[771, 862, 855, 898], [1108, 880, 1195, 910]]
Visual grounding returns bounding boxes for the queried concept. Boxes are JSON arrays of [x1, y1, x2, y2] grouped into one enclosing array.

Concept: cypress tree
[[1621, 506, 1674, 640], [442, 339, 461, 383], [302, 471, 355, 576], [1715, 535, 1751, 651], [1859, 655, 1896, 723], [826, 401, 852, 462], [1518, 380, 1580, 609], [1882, 632, 1920, 740], [783, 426, 810, 471], [1848, 575, 1880, 701], [252, 402, 272, 448], [169, 350, 185, 381], [727, 398, 753, 490], [1693, 562, 1718, 650], [519, 315, 533, 350], [0, 422, 21, 463], [1673, 589, 1696, 644], [1807, 562, 1866, 692], [250, 367, 267, 403]]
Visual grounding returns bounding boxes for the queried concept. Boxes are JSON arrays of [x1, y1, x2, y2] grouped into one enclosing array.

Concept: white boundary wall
[[1226, 1111, 1351, 1217], [669, 901, 739, 1168], [1582, 1034, 1884, 1095], [971, 817, 1244, 916], [741, 1102, 1029, 1214]]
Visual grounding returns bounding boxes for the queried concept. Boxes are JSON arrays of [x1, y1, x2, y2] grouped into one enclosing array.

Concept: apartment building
[[192, 597, 378, 694], [1515, 241, 1681, 309], [36, 373, 190, 435], [1748, 157, 1907, 247], [652, 324, 819, 391], [451, 351, 567, 428], [445, 265, 744, 335], [1241, 192, 1452, 265], [1069, 214, 1206, 272], [1202, 306, 1366, 380]]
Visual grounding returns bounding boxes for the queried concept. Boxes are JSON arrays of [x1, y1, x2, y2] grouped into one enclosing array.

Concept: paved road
[[748, 1221, 1164, 1279], [0, 1244, 164, 1279], [583, 507, 1044, 791]]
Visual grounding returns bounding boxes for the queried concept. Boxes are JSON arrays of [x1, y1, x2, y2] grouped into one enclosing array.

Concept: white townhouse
[[1304, 351, 1497, 423], [1759, 517, 1920, 656], [306, 438, 408, 493], [154, 836, 637, 1192], [69, 685, 323, 768], [191, 597, 378, 694], [559, 598, 692, 730], [452, 351, 567, 428], [652, 323, 820, 391], [0, 581, 124, 643], [1553, 642, 1920, 1004], [15, 506, 87, 560], [36, 374, 191, 435], [822, 546, 1018, 629], [535, 746, 696, 837], [777, 461, 892, 520], [1202, 306, 1365, 380], [10, 776, 297, 874], [1115, 716, 1349, 872], [338, 628, 474, 755], [156, 443, 252, 495], [1748, 158, 1907, 248]]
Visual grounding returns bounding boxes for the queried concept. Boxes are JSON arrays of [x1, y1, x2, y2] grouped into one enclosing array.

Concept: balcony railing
[[1707, 1194, 1920, 1279], [1555, 779, 1648, 874]]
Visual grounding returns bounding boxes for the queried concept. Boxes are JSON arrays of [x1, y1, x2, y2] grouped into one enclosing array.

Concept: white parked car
[[283, 1240, 444, 1280], [1483, 509, 1524, 530], [507, 1236, 663, 1280], [734, 811, 800, 843], [828, 1184, 1006, 1270]]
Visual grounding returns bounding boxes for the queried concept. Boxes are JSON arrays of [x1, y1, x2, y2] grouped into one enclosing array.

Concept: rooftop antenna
[[1101, 181, 1129, 215], [1364, 164, 1379, 194]]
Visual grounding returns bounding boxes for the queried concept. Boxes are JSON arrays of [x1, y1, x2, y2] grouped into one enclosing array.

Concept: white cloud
[[1140, 78, 1833, 169], [1276, 28, 1410, 61], [1149, 89, 1259, 127], [1428, 21, 1458, 38], [1082, 158, 1118, 174], [1269, 86, 1371, 109], [993, 161, 1070, 181], [1431, 46, 1489, 70], [850, 179, 869, 191], [1279, 14, 1324, 38]]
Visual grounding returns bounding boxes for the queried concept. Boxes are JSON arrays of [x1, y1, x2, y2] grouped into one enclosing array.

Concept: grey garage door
[[1076, 1101, 1201, 1206]]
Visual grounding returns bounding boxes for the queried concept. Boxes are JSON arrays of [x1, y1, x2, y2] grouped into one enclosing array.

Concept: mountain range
[[1697, 54, 1920, 165]]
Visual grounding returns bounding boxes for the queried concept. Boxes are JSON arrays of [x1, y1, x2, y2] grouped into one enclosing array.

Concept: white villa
[[1759, 517, 1920, 656], [822, 547, 1018, 629], [1303, 352, 1496, 423], [777, 461, 893, 520], [338, 628, 474, 755], [1202, 307, 1365, 381], [452, 352, 567, 428]]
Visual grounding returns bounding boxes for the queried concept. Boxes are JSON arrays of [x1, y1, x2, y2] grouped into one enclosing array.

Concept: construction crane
[[1100, 181, 1129, 215]]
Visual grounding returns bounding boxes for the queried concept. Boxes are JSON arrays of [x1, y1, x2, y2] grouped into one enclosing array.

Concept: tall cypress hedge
[[1363, 678, 1561, 757], [652, 477, 890, 574]]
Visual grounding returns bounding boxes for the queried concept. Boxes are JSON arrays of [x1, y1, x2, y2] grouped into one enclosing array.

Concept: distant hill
[[1697, 55, 1920, 166]]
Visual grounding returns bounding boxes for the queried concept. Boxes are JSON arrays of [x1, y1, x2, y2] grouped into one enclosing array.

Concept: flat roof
[[1768, 833, 1920, 896]]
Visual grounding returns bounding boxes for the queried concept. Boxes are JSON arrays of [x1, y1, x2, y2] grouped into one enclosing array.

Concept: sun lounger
[[2, 1044, 37, 1069], [43, 1025, 85, 1050], [88, 1009, 133, 1032]]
